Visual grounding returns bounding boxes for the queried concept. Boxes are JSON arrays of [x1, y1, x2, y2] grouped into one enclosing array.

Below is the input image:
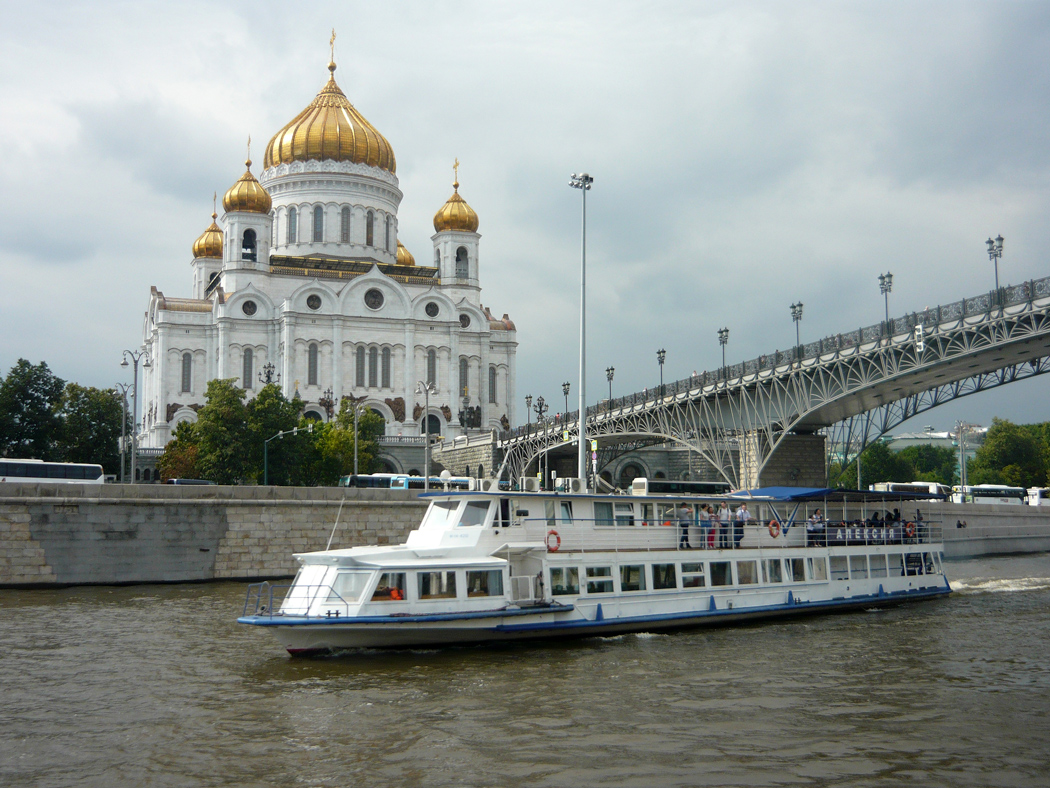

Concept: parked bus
[[1026, 487, 1050, 506], [950, 484, 1027, 504], [869, 482, 951, 499], [0, 459, 105, 484], [338, 473, 399, 488], [389, 474, 471, 491], [631, 478, 732, 496]]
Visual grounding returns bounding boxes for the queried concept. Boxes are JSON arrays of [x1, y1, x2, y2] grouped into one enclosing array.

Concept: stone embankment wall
[[0, 483, 427, 588]]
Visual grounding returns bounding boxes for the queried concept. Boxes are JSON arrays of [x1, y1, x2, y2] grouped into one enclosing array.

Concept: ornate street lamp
[[606, 366, 615, 408], [790, 302, 804, 363], [569, 171, 593, 487], [878, 272, 893, 324], [114, 382, 131, 484], [717, 327, 729, 380], [258, 362, 280, 386], [318, 387, 335, 420], [121, 349, 151, 483], [562, 381, 570, 418], [525, 393, 532, 435], [986, 235, 1004, 301], [416, 381, 437, 491], [657, 348, 666, 397]]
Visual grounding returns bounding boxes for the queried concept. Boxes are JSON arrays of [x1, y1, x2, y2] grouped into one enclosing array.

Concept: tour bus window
[[652, 563, 677, 589], [709, 561, 731, 586], [458, 501, 490, 527], [550, 567, 579, 595], [790, 558, 806, 582], [594, 502, 614, 527], [736, 560, 759, 585], [419, 570, 457, 599], [585, 567, 613, 594], [763, 559, 783, 584], [371, 572, 406, 601], [850, 555, 869, 579], [466, 570, 503, 597], [681, 562, 706, 588], [614, 503, 635, 526], [870, 554, 888, 578], [619, 565, 646, 592]]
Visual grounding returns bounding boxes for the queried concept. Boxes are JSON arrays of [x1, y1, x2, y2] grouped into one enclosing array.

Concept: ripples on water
[[1, 555, 1048, 787]]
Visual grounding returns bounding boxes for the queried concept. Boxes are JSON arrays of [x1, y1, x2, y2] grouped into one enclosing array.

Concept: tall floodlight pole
[[570, 172, 593, 486], [114, 383, 131, 484], [657, 348, 666, 397], [790, 302, 804, 365], [121, 349, 151, 483], [416, 381, 436, 491], [717, 327, 729, 380], [878, 272, 893, 324], [606, 366, 614, 408], [562, 382, 570, 419], [986, 235, 1004, 304]]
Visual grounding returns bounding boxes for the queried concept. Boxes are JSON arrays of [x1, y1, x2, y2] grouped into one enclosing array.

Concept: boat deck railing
[[243, 581, 351, 619]]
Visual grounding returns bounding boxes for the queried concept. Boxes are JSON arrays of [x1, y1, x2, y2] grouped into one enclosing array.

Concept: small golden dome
[[433, 179, 479, 233], [264, 62, 396, 173], [396, 240, 415, 266], [192, 212, 223, 259], [222, 159, 272, 214]]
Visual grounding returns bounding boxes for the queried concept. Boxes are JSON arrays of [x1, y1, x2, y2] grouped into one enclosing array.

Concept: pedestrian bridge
[[499, 275, 1050, 488]]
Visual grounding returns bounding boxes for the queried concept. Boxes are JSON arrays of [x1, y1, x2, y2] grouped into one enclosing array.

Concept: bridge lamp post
[[416, 381, 437, 491], [346, 395, 367, 476], [562, 382, 570, 419], [121, 349, 151, 483], [790, 302, 804, 364], [657, 348, 666, 397], [606, 366, 614, 409], [569, 172, 593, 487], [986, 235, 1004, 303], [717, 327, 729, 380], [525, 394, 532, 435], [114, 382, 131, 484], [263, 422, 313, 486], [534, 396, 549, 487], [878, 272, 893, 325]]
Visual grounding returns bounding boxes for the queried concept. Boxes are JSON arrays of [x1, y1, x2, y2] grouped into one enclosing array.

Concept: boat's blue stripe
[[238, 585, 949, 629]]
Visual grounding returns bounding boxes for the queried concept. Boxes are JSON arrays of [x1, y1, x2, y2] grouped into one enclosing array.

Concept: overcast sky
[[1, 0, 1048, 432]]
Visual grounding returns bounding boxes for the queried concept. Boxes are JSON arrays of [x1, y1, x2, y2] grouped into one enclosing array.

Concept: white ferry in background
[[238, 480, 951, 654]]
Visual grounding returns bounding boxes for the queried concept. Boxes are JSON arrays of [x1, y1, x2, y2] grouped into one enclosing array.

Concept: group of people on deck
[[677, 502, 751, 549]]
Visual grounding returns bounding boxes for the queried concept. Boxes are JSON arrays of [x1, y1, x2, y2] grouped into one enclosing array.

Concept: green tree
[[193, 379, 249, 484], [0, 359, 65, 459], [968, 418, 1046, 489], [895, 444, 958, 486], [156, 421, 201, 481], [836, 440, 912, 488], [243, 384, 302, 484], [55, 383, 124, 473], [335, 402, 384, 474]]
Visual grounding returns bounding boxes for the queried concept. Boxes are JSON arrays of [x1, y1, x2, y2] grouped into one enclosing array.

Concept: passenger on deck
[[678, 503, 693, 549], [734, 503, 750, 547], [869, 511, 883, 526], [718, 502, 731, 548], [807, 509, 825, 546], [703, 504, 717, 548]]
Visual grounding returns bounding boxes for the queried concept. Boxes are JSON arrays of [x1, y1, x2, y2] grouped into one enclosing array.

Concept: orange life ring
[[905, 522, 915, 538], [768, 520, 781, 538], [546, 529, 561, 552]]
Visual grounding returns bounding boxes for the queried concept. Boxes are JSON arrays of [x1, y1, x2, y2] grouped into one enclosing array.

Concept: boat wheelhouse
[[238, 485, 951, 653]]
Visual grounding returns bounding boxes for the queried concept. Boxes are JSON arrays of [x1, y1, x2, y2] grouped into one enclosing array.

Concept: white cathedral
[[139, 56, 518, 456]]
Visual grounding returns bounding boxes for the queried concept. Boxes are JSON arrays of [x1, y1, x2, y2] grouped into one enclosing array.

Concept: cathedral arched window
[[455, 246, 468, 278], [341, 207, 350, 243], [459, 356, 469, 398], [367, 347, 378, 388], [181, 353, 192, 393], [385, 215, 392, 252], [287, 207, 297, 243], [308, 343, 319, 386], [488, 366, 497, 404], [381, 347, 391, 388], [312, 206, 323, 243], [434, 248, 440, 267], [243, 348, 253, 390], [242, 229, 257, 262], [366, 211, 374, 247], [427, 349, 437, 386], [356, 346, 365, 387]]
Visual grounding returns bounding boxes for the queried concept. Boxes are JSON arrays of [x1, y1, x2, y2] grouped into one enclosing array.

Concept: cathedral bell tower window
[[341, 207, 350, 243], [288, 207, 297, 243], [243, 349, 253, 390], [489, 366, 497, 404], [455, 246, 468, 278], [308, 343, 319, 386], [366, 211, 374, 247], [356, 347, 365, 387], [381, 347, 391, 388], [427, 349, 437, 386], [459, 356, 469, 397], [368, 347, 378, 387], [385, 216, 392, 252], [181, 353, 192, 393], [313, 206, 324, 243], [242, 229, 257, 262]]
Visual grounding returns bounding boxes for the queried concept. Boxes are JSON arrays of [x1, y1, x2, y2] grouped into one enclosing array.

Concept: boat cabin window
[[466, 570, 504, 597], [652, 563, 677, 589], [620, 565, 646, 592], [789, 558, 806, 582], [681, 562, 705, 588], [422, 501, 460, 530], [585, 566, 613, 594], [763, 559, 783, 584], [544, 500, 574, 526], [709, 561, 732, 587], [640, 503, 653, 526], [736, 560, 758, 585], [923, 552, 937, 574], [850, 555, 869, 579], [809, 556, 828, 581], [560, 502, 573, 524], [594, 502, 614, 526], [658, 503, 677, 526], [615, 503, 635, 526], [830, 556, 849, 581], [888, 553, 904, 576], [550, 567, 579, 595], [327, 571, 374, 603], [459, 501, 491, 527], [371, 572, 406, 601], [419, 570, 457, 599], [494, 498, 511, 528], [870, 554, 888, 578]]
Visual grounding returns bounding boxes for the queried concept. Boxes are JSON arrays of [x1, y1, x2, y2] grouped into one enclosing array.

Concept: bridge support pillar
[[752, 433, 827, 488]]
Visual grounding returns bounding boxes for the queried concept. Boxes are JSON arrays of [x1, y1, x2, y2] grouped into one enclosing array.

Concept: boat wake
[[949, 577, 1050, 595]]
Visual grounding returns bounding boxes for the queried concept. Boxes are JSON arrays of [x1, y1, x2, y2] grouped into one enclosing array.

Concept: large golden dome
[[433, 179, 479, 233], [396, 240, 415, 266], [192, 212, 223, 259], [223, 159, 272, 214], [263, 62, 396, 173]]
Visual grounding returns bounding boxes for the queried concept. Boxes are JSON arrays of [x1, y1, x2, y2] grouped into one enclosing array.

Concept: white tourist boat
[[238, 483, 952, 654]]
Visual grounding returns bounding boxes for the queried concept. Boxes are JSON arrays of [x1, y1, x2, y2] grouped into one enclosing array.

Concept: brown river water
[[1, 554, 1048, 788]]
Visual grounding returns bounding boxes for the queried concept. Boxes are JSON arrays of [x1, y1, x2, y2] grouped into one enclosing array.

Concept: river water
[[2, 554, 1048, 788]]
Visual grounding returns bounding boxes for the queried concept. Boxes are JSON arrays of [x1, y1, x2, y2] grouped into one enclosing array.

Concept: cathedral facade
[[139, 58, 517, 455]]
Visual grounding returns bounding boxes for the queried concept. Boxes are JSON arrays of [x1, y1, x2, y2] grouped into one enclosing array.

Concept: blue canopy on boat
[[728, 487, 946, 502]]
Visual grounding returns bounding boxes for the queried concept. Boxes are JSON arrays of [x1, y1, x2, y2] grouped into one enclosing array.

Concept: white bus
[[869, 481, 951, 499], [0, 459, 105, 484], [950, 484, 1026, 505], [1026, 488, 1050, 506]]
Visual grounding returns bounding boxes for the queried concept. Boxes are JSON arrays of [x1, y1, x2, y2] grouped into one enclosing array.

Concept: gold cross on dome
[[330, 29, 336, 61], [453, 158, 459, 182]]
